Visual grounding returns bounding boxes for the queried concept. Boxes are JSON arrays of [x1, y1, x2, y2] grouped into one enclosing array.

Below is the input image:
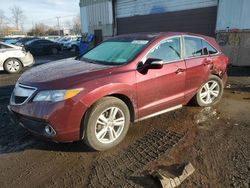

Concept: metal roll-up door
[[117, 6, 217, 36]]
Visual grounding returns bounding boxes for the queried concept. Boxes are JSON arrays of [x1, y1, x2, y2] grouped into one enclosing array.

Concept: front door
[[136, 37, 186, 119]]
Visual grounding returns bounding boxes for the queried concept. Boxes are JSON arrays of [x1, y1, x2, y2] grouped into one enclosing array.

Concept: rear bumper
[[221, 71, 228, 87], [20, 52, 34, 67]]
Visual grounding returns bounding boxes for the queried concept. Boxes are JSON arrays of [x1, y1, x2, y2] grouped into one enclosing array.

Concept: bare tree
[[0, 10, 5, 30], [72, 14, 81, 35], [28, 22, 50, 36], [9, 5, 25, 30]]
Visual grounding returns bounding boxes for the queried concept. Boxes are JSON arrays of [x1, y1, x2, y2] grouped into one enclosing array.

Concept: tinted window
[[202, 40, 217, 55], [40, 40, 52, 44], [0, 44, 12, 49], [184, 37, 203, 58], [147, 37, 181, 62], [32, 40, 42, 45]]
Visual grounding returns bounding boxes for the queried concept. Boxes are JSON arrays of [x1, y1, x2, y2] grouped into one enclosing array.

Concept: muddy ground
[[0, 58, 249, 188]]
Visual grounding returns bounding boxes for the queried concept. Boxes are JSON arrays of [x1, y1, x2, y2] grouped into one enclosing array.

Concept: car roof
[[115, 32, 211, 39], [113, 32, 220, 51]]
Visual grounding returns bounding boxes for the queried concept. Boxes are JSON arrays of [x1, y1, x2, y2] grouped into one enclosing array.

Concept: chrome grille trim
[[10, 83, 37, 105]]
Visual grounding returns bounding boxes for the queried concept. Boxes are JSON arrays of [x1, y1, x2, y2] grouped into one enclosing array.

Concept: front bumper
[[8, 105, 56, 138], [8, 96, 88, 142]]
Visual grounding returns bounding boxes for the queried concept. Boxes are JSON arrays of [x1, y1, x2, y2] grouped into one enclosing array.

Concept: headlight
[[33, 88, 83, 102]]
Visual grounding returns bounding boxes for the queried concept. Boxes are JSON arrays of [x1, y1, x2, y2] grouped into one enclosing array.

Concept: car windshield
[[81, 39, 150, 65]]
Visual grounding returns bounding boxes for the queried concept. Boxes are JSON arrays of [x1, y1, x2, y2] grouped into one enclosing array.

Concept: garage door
[[117, 6, 217, 37]]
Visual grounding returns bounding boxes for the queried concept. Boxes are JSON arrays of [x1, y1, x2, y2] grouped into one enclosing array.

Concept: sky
[[0, 0, 80, 31]]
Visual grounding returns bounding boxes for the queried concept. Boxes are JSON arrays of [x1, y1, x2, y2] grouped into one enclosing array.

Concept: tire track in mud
[[0, 101, 37, 154], [86, 128, 184, 187]]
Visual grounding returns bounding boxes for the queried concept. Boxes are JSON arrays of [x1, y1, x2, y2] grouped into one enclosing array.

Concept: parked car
[[0, 42, 34, 73], [8, 32, 229, 151], [3, 37, 21, 44], [24, 39, 61, 56], [14, 37, 38, 46], [63, 37, 81, 51], [42, 36, 61, 42], [57, 36, 80, 50]]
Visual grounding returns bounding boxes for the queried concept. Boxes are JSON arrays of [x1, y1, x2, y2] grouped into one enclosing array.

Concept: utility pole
[[56, 16, 60, 36]]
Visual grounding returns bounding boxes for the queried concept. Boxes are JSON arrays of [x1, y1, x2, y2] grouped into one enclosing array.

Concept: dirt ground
[[0, 61, 249, 187]]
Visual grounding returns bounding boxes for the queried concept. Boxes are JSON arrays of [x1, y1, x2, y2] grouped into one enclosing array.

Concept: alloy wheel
[[199, 80, 220, 104], [95, 107, 125, 144]]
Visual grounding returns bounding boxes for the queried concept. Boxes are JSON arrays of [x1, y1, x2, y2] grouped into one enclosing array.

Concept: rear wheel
[[71, 45, 78, 52], [51, 47, 58, 55], [194, 75, 223, 106], [83, 97, 130, 151], [4, 58, 22, 74]]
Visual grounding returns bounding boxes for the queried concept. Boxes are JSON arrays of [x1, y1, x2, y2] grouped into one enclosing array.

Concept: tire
[[51, 47, 58, 55], [194, 75, 224, 107], [83, 97, 130, 151], [71, 45, 78, 52], [4, 58, 23, 74]]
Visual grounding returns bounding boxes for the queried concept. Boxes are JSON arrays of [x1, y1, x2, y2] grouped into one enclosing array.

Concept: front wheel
[[194, 75, 224, 107], [83, 97, 130, 151]]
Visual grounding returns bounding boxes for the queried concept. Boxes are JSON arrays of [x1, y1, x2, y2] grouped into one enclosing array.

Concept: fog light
[[44, 125, 56, 137]]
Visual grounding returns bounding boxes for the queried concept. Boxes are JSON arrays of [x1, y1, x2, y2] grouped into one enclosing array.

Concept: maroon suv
[[9, 32, 228, 151]]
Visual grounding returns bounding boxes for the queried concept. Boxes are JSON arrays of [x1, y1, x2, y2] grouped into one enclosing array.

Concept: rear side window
[[40, 40, 52, 44], [202, 40, 218, 55], [184, 37, 203, 58], [147, 37, 181, 62], [0, 44, 12, 49]]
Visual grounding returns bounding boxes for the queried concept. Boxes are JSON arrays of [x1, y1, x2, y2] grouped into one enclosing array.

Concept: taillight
[[22, 47, 27, 54]]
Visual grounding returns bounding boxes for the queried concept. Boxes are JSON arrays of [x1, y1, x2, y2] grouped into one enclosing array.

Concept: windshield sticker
[[131, 40, 149, 44]]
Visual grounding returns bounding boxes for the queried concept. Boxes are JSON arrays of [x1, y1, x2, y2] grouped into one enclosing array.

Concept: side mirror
[[145, 58, 164, 69], [137, 58, 163, 74]]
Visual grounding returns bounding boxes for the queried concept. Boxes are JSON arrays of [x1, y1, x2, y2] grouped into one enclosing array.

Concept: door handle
[[203, 60, 213, 66], [175, 68, 185, 74]]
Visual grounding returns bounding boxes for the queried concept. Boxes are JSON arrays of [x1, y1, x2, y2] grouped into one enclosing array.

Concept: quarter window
[[202, 40, 217, 55], [147, 37, 181, 62], [0, 44, 12, 49], [184, 37, 203, 58]]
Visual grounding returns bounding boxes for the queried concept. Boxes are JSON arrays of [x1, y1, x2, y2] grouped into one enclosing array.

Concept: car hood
[[18, 58, 114, 86]]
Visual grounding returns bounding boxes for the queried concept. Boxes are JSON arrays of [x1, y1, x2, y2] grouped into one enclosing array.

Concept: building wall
[[80, 0, 114, 37], [116, 0, 217, 18], [216, 0, 250, 31], [216, 0, 250, 66]]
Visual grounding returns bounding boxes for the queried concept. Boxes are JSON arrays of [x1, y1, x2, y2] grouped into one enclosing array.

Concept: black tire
[[83, 97, 130, 151], [51, 47, 58, 55], [71, 45, 79, 52], [3, 58, 23, 74], [194, 75, 224, 107]]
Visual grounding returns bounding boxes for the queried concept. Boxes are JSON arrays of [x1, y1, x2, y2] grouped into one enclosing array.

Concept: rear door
[[136, 36, 186, 119], [40, 40, 53, 54], [183, 36, 211, 99], [31, 40, 44, 55]]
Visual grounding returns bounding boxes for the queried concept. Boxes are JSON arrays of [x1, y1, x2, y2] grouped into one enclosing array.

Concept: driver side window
[[147, 37, 181, 62]]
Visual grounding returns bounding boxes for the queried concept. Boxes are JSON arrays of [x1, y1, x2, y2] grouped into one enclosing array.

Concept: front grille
[[11, 83, 37, 105]]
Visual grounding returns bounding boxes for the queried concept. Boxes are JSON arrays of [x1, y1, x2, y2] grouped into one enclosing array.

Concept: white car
[[0, 42, 34, 74]]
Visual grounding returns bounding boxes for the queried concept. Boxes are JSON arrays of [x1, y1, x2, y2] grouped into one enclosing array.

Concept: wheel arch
[[79, 93, 136, 140], [4, 57, 23, 66]]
